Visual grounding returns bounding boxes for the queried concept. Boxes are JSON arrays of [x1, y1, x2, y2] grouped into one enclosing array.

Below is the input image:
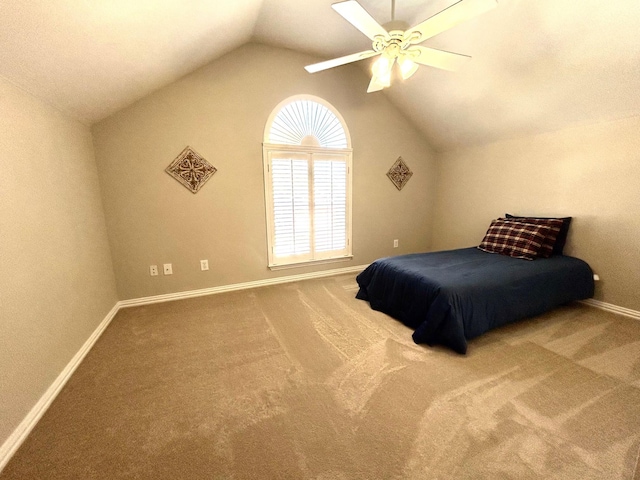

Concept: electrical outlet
[[149, 265, 158, 276], [393, 239, 398, 248], [163, 263, 173, 275], [200, 259, 209, 271], [593, 274, 600, 281]]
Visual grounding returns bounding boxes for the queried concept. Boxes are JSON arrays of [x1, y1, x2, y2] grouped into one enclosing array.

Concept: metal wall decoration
[[386, 156, 413, 191], [165, 146, 217, 193]]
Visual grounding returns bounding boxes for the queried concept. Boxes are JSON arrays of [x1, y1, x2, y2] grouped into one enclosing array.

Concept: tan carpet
[[2, 274, 640, 479]]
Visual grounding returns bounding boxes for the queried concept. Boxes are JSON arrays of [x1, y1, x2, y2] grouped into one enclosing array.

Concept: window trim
[[263, 96, 353, 270]]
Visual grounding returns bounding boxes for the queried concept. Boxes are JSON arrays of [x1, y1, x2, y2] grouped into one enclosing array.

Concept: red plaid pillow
[[478, 219, 551, 260], [501, 217, 563, 258], [506, 214, 571, 255]]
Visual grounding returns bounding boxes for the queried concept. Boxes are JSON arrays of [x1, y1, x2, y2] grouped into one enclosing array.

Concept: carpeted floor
[[2, 274, 640, 479]]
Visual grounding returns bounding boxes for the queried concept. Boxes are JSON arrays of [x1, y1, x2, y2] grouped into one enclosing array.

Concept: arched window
[[263, 95, 352, 268]]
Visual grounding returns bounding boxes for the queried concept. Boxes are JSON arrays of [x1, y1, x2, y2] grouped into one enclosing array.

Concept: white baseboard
[[0, 263, 368, 472], [580, 298, 640, 320], [119, 264, 369, 308], [0, 303, 120, 472]]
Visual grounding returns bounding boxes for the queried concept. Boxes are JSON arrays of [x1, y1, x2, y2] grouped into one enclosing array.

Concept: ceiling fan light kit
[[398, 56, 419, 80], [305, 0, 498, 92]]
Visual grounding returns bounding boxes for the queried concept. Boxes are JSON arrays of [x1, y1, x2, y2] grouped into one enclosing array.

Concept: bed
[[355, 247, 595, 354]]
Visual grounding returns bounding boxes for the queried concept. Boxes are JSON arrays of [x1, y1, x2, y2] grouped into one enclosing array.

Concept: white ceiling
[[2, 0, 639, 150]]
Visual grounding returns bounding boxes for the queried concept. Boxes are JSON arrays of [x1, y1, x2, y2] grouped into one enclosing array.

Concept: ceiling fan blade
[[332, 0, 389, 41], [367, 75, 387, 93], [405, 0, 497, 44], [305, 50, 379, 73], [409, 46, 471, 71]]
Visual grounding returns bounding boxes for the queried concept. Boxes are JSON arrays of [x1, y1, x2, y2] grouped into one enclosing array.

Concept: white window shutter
[[271, 157, 311, 259], [313, 158, 347, 254]]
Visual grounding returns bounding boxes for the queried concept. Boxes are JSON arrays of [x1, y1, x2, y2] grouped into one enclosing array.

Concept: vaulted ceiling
[[2, 0, 639, 151]]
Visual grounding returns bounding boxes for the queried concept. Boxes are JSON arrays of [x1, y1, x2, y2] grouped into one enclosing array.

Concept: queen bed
[[356, 217, 595, 354]]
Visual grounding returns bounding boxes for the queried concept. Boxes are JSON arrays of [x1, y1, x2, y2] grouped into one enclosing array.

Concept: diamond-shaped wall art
[[166, 146, 217, 194], [386, 156, 413, 191]]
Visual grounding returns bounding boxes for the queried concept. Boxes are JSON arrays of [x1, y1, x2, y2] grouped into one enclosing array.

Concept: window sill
[[268, 255, 354, 271]]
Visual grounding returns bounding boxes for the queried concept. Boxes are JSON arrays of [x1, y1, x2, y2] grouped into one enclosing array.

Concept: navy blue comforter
[[356, 248, 594, 354]]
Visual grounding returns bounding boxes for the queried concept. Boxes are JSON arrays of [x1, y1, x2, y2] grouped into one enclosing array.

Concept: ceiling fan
[[305, 0, 498, 92]]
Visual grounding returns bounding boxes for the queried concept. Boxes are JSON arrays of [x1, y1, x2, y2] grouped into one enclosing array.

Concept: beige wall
[[92, 43, 437, 300], [431, 115, 640, 310], [0, 78, 118, 446]]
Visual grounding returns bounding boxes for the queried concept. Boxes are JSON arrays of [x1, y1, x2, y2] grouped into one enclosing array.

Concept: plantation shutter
[[313, 155, 348, 257], [267, 151, 350, 265], [271, 155, 312, 261]]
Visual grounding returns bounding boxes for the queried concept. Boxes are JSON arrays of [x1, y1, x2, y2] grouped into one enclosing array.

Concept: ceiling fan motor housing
[[374, 30, 414, 60], [382, 19, 409, 31]]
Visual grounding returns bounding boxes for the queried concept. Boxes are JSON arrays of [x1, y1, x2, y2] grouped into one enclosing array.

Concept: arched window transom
[[266, 99, 349, 149]]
